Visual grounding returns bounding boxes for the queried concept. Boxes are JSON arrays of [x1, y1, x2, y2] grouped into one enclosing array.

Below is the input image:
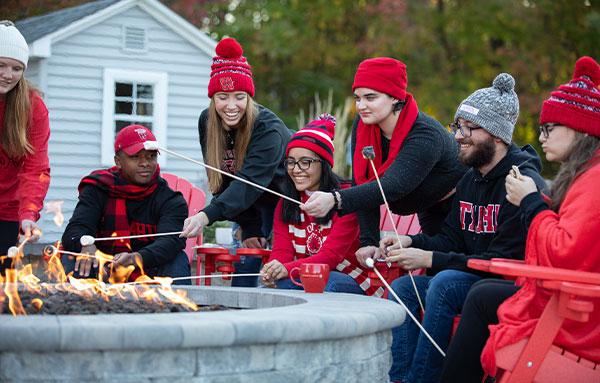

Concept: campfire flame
[[1, 244, 199, 316]]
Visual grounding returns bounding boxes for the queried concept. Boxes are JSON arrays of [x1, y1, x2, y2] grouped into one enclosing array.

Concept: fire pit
[[0, 286, 404, 382]]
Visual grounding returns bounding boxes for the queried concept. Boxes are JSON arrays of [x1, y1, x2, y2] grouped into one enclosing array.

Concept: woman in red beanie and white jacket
[[0, 21, 50, 273], [441, 56, 600, 382]]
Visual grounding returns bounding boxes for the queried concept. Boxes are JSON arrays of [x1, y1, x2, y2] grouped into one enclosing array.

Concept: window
[[102, 69, 168, 166]]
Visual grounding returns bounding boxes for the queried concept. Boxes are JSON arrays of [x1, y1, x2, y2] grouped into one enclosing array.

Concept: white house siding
[[34, 5, 211, 242]]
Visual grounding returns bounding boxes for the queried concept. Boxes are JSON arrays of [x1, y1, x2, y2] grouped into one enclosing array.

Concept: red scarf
[[78, 166, 160, 254], [353, 94, 419, 184]]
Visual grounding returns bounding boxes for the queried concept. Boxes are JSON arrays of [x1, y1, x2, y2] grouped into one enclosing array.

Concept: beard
[[458, 136, 496, 169]]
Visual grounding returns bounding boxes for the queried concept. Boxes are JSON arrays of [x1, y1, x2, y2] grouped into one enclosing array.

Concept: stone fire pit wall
[[0, 286, 405, 383]]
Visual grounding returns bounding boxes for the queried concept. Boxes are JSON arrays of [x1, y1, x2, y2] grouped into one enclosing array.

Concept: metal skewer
[[361, 146, 426, 314], [143, 141, 302, 206], [7, 236, 31, 258], [80, 231, 184, 246], [45, 245, 115, 264], [366, 258, 445, 357], [118, 273, 264, 286]]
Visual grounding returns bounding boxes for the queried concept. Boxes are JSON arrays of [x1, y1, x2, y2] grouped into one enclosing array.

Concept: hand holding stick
[[361, 145, 425, 314]]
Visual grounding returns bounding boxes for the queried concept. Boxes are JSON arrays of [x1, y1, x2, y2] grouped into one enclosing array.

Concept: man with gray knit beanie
[[380, 73, 547, 383]]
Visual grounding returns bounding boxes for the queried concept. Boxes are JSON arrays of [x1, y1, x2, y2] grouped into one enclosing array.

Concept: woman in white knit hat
[[0, 21, 51, 274]]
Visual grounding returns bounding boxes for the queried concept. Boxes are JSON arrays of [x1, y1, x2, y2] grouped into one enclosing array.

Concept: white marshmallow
[[365, 258, 374, 268], [80, 235, 95, 246], [7, 246, 18, 258]]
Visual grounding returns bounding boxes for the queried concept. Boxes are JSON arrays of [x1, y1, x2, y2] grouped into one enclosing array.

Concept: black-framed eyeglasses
[[284, 157, 321, 171], [539, 123, 559, 139], [449, 120, 483, 137]]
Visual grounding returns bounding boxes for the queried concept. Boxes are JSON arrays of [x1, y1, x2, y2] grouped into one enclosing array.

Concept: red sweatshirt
[[0, 92, 50, 223], [269, 192, 383, 297], [481, 152, 600, 375]]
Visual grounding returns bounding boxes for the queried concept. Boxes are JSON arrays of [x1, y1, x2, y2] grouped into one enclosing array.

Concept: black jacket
[[410, 144, 547, 275], [198, 105, 291, 239], [342, 112, 467, 247], [62, 177, 188, 269]]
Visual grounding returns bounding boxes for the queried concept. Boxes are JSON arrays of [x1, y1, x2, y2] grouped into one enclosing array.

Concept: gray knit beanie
[[454, 73, 519, 144], [0, 20, 29, 68]]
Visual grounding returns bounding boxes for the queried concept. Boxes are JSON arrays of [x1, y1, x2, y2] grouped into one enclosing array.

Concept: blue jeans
[[389, 269, 481, 383], [62, 250, 192, 285], [276, 271, 365, 294], [232, 204, 274, 287]]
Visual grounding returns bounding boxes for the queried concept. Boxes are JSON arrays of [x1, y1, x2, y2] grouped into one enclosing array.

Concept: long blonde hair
[[205, 96, 258, 193], [1, 76, 35, 159]]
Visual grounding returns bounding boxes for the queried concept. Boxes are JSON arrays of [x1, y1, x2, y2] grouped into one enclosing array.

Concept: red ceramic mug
[[289, 263, 330, 293]]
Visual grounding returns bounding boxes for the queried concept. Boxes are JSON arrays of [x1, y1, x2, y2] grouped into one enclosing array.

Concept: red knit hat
[[286, 114, 336, 167], [207, 37, 255, 98], [352, 57, 408, 101], [539, 56, 600, 137]]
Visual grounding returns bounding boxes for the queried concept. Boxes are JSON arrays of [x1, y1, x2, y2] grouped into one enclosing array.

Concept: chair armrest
[[467, 259, 600, 285]]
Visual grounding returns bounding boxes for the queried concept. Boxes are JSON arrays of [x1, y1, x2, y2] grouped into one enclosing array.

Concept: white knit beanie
[[0, 21, 29, 68]]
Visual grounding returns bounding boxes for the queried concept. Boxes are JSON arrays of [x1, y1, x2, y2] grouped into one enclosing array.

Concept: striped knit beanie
[[286, 114, 336, 167], [207, 37, 254, 98], [539, 56, 600, 137]]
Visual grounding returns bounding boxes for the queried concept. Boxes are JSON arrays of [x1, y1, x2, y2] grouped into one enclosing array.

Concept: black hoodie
[[410, 144, 547, 274]]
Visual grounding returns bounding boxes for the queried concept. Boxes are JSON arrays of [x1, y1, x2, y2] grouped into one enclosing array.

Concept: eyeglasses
[[284, 157, 321, 171], [539, 123, 559, 139], [449, 120, 483, 137]]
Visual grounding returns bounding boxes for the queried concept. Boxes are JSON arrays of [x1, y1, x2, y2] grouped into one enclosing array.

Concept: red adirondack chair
[[162, 172, 205, 264], [468, 258, 600, 383]]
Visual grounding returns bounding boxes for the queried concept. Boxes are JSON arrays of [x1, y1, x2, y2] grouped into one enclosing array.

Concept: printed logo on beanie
[[220, 77, 235, 91], [460, 104, 480, 115]]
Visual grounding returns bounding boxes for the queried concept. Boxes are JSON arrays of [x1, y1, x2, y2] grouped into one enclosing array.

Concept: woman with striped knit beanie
[[261, 114, 383, 296], [442, 56, 600, 382], [0, 21, 50, 274], [180, 37, 291, 287]]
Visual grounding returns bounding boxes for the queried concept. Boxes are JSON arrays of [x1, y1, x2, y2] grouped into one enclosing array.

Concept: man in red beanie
[[304, 57, 466, 264], [60, 125, 191, 283]]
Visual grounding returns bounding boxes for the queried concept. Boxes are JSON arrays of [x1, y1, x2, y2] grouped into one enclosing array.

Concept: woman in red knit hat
[[261, 114, 382, 296], [303, 57, 466, 267], [0, 21, 50, 273], [180, 37, 291, 287], [441, 56, 600, 382]]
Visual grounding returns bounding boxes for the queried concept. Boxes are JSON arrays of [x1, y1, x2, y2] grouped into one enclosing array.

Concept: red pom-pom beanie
[[286, 114, 336, 167], [540, 56, 600, 137], [208, 37, 255, 98]]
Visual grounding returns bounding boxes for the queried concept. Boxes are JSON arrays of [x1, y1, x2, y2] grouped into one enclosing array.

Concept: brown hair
[[1, 77, 36, 159], [549, 131, 600, 211], [205, 96, 257, 193]]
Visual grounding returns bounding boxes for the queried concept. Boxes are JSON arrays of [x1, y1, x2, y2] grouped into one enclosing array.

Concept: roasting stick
[[45, 246, 115, 264], [80, 232, 183, 246], [143, 141, 302, 206], [366, 258, 446, 357], [361, 146, 425, 314], [118, 273, 264, 286], [7, 236, 32, 258]]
